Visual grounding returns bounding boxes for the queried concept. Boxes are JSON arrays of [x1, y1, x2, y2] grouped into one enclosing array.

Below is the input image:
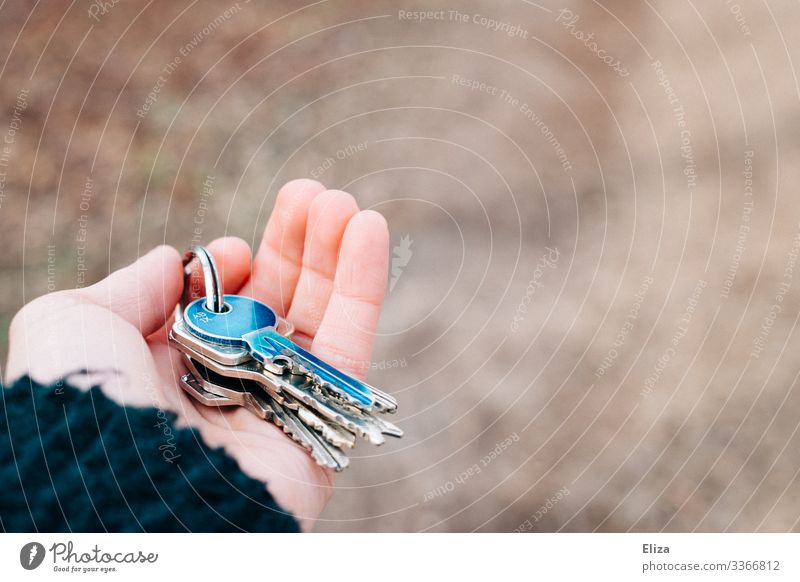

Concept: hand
[[5, 179, 390, 530]]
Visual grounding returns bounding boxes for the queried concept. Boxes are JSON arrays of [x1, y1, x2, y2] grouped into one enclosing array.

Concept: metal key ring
[[182, 245, 225, 313]]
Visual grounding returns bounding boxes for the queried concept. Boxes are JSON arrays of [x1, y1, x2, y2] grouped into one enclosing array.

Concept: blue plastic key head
[[183, 294, 375, 409], [183, 295, 277, 346], [241, 327, 375, 409]]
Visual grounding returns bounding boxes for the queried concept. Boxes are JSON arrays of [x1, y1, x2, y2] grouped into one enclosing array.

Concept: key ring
[[182, 245, 225, 313], [179, 244, 296, 337]]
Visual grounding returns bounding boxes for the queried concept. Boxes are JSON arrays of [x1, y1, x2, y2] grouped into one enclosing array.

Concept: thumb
[[82, 245, 184, 337]]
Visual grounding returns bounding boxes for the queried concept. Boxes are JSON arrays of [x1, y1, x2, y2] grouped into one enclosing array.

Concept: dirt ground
[[2, 0, 800, 531]]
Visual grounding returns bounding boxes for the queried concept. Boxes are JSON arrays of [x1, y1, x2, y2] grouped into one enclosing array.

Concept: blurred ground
[[2, 0, 800, 531]]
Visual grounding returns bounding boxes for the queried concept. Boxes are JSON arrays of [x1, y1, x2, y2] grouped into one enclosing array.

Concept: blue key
[[183, 294, 376, 409]]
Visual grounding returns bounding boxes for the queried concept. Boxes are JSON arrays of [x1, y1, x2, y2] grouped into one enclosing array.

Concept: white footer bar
[[1, 533, 797, 581]]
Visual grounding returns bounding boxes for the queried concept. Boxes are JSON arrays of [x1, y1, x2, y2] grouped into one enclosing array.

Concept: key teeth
[[288, 376, 390, 446], [300, 442, 339, 470], [275, 356, 364, 410], [317, 380, 376, 413], [272, 416, 313, 452], [294, 405, 357, 450], [277, 350, 376, 411], [270, 397, 346, 471]]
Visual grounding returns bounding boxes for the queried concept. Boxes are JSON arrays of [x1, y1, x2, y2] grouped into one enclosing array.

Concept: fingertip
[[149, 243, 183, 266], [263, 179, 327, 257], [311, 189, 359, 216], [346, 210, 389, 247], [148, 244, 185, 307], [137, 244, 184, 294], [274, 179, 327, 223], [358, 209, 389, 230], [82, 244, 185, 337], [306, 189, 360, 240], [281, 178, 327, 195], [207, 236, 252, 262]]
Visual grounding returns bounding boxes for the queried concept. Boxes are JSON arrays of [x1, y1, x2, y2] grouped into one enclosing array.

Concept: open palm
[[6, 179, 390, 530]]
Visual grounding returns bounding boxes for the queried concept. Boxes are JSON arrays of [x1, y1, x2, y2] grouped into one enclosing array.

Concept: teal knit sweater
[[0, 377, 299, 532]]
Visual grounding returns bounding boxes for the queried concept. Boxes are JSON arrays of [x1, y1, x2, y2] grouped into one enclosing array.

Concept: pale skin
[[4, 179, 390, 531]]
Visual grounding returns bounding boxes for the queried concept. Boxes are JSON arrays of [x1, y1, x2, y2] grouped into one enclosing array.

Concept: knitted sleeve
[[0, 377, 300, 532]]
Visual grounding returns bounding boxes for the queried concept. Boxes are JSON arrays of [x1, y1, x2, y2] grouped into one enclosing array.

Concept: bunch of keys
[[170, 246, 402, 471]]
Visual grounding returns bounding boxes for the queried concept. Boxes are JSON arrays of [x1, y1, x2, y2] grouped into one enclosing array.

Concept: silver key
[[170, 334, 396, 445]]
